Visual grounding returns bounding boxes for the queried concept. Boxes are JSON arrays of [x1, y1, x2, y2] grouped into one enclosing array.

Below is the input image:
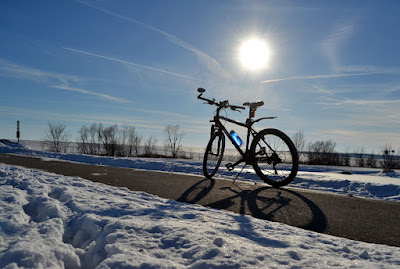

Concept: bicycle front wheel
[[250, 128, 298, 187], [203, 132, 225, 179]]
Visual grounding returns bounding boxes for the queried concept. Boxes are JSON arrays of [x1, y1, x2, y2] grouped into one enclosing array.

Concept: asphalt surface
[[1, 153, 400, 247]]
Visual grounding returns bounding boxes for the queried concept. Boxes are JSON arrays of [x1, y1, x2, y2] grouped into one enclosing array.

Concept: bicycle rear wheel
[[250, 128, 298, 187], [203, 132, 225, 179]]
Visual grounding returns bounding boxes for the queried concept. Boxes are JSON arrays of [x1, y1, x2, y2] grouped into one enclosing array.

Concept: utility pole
[[16, 120, 20, 143]]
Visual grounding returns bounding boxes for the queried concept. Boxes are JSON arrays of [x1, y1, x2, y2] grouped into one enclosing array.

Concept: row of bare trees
[[43, 122, 184, 158], [77, 123, 143, 157], [292, 130, 399, 172]]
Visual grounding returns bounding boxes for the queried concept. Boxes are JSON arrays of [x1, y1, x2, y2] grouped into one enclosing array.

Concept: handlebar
[[197, 88, 245, 112], [197, 93, 217, 106]]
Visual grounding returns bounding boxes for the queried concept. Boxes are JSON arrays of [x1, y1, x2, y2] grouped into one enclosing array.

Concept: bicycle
[[197, 88, 298, 187]]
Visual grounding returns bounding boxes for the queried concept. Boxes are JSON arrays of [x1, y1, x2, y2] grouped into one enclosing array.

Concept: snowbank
[[1, 163, 399, 268], [0, 139, 26, 150]]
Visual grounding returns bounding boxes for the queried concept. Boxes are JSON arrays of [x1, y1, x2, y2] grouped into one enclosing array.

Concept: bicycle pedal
[[226, 163, 235, 171]]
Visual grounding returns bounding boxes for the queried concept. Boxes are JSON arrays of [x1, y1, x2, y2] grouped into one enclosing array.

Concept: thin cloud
[[0, 58, 128, 104], [76, 0, 231, 78], [312, 85, 335, 95], [338, 110, 400, 130], [316, 95, 400, 133], [0, 105, 174, 131], [318, 129, 400, 149], [0, 58, 82, 84], [261, 72, 382, 84], [63, 47, 202, 81], [322, 21, 355, 70], [343, 99, 400, 105], [51, 85, 129, 103], [319, 97, 400, 106], [337, 65, 400, 75], [130, 108, 191, 120]]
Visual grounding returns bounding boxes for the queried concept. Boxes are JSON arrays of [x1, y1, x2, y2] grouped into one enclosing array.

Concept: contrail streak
[[51, 85, 129, 103], [76, 0, 230, 78], [63, 47, 201, 81], [261, 72, 383, 84]]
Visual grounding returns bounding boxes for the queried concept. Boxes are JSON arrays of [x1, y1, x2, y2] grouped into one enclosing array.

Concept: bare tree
[[44, 122, 71, 153], [77, 125, 89, 154], [307, 140, 339, 165], [366, 152, 377, 168], [98, 124, 119, 156], [126, 126, 142, 156], [292, 130, 306, 162], [88, 122, 100, 155], [354, 147, 365, 167], [381, 144, 398, 173], [133, 134, 142, 157], [118, 124, 129, 156], [341, 152, 351, 167], [164, 124, 185, 158], [77, 122, 101, 155], [144, 136, 158, 157]]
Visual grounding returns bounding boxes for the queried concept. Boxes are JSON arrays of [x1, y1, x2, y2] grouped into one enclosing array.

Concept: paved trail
[[1, 153, 399, 247]]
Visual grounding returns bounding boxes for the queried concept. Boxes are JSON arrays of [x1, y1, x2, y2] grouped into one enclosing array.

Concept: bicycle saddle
[[243, 101, 264, 109]]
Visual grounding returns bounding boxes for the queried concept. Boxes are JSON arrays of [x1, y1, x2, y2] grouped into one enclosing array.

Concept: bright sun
[[239, 38, 271, 71]]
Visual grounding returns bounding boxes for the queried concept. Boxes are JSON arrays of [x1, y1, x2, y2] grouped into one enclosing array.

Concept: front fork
[[209, 124, 222, 156]]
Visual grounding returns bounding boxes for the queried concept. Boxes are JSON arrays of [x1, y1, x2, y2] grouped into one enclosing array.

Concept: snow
[[1, 164, 400, 268], [1, 141, 400, 268]]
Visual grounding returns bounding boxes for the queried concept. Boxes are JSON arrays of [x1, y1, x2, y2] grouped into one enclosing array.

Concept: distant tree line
[[42, 124, 399, 172], [43, 122, 185, 158], [292, 130, 399, 172], [77, 123, 143, 157]]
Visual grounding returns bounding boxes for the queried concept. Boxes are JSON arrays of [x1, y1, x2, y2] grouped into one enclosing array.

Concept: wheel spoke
[[251, 129, 298, 187]]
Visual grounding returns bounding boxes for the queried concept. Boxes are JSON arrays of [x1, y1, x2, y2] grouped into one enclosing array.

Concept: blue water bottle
[[230, 130, 243, 147]]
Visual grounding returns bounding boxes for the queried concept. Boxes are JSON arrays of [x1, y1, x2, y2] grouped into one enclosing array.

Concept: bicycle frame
[[211, 109, 263, 168]]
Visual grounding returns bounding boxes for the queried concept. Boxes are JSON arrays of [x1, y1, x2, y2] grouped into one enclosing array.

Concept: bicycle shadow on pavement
[[178, 178, 216, 204], [178, 179, 327, 234]]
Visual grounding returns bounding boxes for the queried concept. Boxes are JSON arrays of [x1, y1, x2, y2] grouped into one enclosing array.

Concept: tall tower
[[17, 121, 20, 143]]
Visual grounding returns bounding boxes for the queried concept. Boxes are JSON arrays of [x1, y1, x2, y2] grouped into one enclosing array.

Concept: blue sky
[[1, 0, 400, 153]]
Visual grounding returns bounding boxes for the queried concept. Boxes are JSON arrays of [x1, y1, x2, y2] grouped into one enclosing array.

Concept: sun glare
[[239, 38, 271, 71]]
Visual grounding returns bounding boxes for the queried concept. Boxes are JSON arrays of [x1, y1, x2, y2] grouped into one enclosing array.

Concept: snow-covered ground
[[1, 141, 400, 268]]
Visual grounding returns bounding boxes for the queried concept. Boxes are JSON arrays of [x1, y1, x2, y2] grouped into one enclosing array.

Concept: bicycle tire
[[203, 132, 225, 179], [250, 128, 298, 187]]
